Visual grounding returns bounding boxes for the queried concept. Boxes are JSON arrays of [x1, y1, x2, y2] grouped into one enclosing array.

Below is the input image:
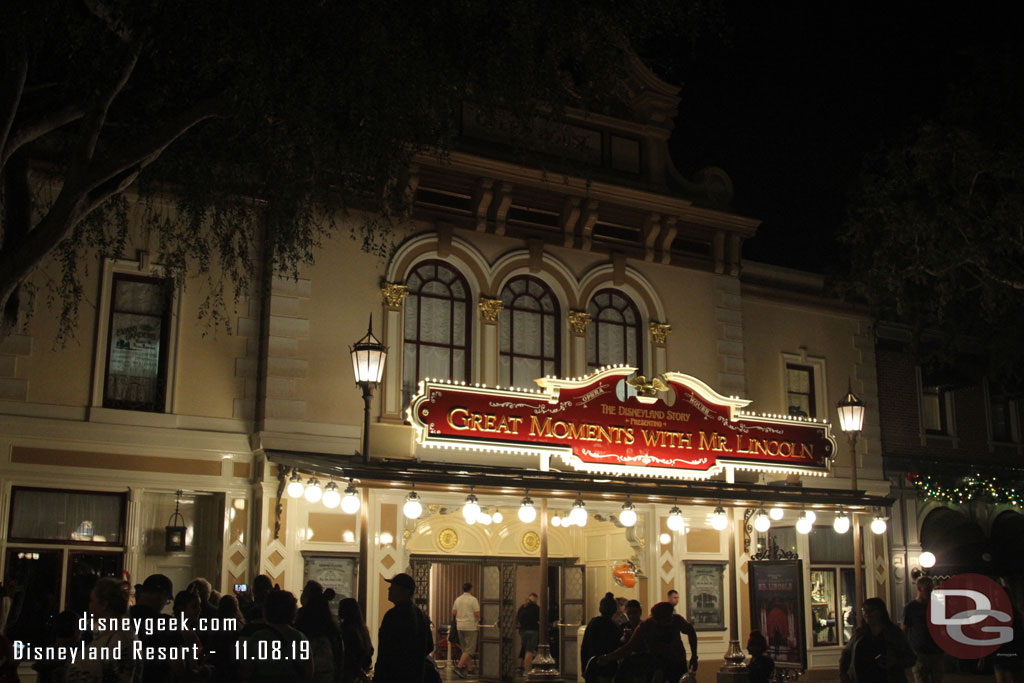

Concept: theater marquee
[[408, 366, 836, 479]]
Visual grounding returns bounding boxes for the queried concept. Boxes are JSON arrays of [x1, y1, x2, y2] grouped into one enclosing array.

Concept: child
[[747, 630, 775, 683]]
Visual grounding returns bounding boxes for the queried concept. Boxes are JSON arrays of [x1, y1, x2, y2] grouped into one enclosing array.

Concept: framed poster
[[748, 560, 807, 669], [684, 561, 726, 631], [302, 552, 357, 611]]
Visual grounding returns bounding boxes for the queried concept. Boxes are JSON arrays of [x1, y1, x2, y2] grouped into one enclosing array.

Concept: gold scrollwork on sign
[[521, 531, 540, 554], [381, 283, 409, 310], [568, 311, 591, 336], [438, 528, 459, 551], [479, 297, 503, 324], [649, 322, 672, 345]]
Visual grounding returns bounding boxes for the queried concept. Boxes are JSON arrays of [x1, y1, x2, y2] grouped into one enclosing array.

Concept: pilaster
[[479, 297, 502, 386], [380, 282, 409, 420], [568, 311, 590, 377]]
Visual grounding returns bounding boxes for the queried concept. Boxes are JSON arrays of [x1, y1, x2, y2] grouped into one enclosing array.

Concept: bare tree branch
[[1, 101, 85, 168], [0, 46, 29, 164]]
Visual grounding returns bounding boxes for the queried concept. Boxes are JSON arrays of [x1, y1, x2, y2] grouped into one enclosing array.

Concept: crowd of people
[[1, 571, 1020, 683], [0, 573, 377, 683]]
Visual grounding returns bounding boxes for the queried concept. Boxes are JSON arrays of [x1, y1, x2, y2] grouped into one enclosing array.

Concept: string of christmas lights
[[910, 472, 1023, 508]]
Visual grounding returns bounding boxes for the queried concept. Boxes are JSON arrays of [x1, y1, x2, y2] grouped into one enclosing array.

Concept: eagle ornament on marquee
[[408, 366, 837, 479]]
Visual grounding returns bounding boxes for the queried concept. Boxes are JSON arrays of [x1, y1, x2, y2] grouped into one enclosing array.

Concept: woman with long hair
[[294, 582, 342, 683], [337, 597, 373, 683], [840, 598, 916, 683]]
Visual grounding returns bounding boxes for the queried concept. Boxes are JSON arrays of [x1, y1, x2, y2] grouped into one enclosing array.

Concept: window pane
[[922, 390, 944, 433], [991, 396, 1011, 441], [68, 552, 123, 613], [587, 290, 641, 370], [4, 549, 63, 644], [420, 297, 452, 344], [840, 569, 856, 643], [9, 489, 124, 544], [512, 310, 541, 355], [105, 274, 170, 412], [787, 368, 810, 393], [809, 527, 853, 563], [810, 569, 839, 646], [762, 527, 797, 557]]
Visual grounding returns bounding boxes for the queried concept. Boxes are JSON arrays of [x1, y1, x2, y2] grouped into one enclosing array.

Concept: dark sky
[[660, 1, 1016, 273]]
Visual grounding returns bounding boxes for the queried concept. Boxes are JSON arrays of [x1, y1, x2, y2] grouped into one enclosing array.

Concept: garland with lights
[[909, 472, 1023, 508]]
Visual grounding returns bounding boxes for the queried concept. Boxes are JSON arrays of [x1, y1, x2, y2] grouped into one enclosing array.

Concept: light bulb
[[619, 502, 638, 528], [805, 510, 817, 524], [403, 491, 422, 519], [478, 512, 492, 525], [667, 506, 684, 531], [286, 472, 304, 499], [919, 551, 936, 568], [833, 512, 850, 534], [753, 509, 771, 532], [871, 515, 887, 535], [340, 483, 361, 514], [569, 499, 588, 527], [518, 497, 537, 523], [769, 506, 784, 521], [463, 494, 481, 524], [552, 515, 562, 527], [492, 511, 503, 524], [659, 533, 671, 545], [304, 478, 323, 503], [796, 513, 813, 535], [711, 507, 729, 531], [321, 482, 341, 509]]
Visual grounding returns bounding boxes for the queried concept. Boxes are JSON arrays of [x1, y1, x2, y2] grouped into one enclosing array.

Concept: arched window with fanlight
[[499, 276, 561, 388], [402, 261, 471, 404], [587, 289, 642, 371]]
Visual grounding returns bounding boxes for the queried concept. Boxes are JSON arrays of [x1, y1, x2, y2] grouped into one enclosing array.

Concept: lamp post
[[350, 314, 387, 621], [837, 383, 866, 627], [350, 315, 388, 464]]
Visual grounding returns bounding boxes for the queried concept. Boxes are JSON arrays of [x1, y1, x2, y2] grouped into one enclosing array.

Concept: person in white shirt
[[452, 582, 481, 677]]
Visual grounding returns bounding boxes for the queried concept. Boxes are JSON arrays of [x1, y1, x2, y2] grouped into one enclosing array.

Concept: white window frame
[[780, 351, 827, 420], [90, 256, 181, 416], [916, 366, 956, 446]]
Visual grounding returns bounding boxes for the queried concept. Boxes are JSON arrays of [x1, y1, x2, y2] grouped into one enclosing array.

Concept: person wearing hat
[[130, 574, 177, 683], [375, 572, 435, 683]]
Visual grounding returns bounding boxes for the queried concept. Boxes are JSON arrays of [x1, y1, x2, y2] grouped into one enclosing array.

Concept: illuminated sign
[[409, 366, 836, 478]]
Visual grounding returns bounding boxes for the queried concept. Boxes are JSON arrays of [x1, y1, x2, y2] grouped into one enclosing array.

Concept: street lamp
[[837, 382, 866, 626], [350, 315, 388, 464]]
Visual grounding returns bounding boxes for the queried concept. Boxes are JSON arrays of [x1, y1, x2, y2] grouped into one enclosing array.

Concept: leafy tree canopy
[[1, 0, 710, 342], [839, 45, 1024, 384]]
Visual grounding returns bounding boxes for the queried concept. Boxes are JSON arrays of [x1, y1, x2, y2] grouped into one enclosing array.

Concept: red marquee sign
[[409, 367, 836, 478]]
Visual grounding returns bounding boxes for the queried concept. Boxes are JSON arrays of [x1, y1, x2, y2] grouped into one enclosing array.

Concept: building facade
[[1, 59, 895, 682]]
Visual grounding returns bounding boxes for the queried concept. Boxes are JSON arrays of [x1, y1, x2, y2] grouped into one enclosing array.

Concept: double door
[[410, 555, 584, 682]]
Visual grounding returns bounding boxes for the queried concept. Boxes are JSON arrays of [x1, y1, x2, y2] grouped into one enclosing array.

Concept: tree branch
[[0, 46, 29, 164], [0, 101, 86, 168]]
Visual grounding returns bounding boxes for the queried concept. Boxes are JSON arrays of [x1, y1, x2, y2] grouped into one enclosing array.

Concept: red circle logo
[[927, 573, 1014, 658]]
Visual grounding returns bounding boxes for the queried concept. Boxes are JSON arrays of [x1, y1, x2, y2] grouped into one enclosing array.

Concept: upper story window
[[988, 383, 1021, 443], [499, 276, 560, 388], [920, 368, 952, 436], [587, 290, 641, 372], [786, 364, 815, 418], [103, 274, 172, 412], [403, 261, 472, 402]]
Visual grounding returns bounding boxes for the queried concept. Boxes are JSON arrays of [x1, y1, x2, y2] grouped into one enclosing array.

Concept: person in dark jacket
[[840, 598, 916, 683], [375, 573, 433, 683], [517, 592, 540, 673], [581, 593, 623, 682], [601, 601, 698, 683]]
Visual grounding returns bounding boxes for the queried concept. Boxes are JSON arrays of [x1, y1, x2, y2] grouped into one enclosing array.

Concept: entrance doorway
[[411, 555, 584, 682]]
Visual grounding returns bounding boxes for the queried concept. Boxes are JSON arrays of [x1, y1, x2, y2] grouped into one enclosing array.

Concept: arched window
[[499, 276, 560, 388], [587, 289, 642, 371], [403, 261, 471, 402]]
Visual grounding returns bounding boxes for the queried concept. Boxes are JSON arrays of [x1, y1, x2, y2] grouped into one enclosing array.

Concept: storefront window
[[810, 527, 856, 647], [8, 488, 125, 544]]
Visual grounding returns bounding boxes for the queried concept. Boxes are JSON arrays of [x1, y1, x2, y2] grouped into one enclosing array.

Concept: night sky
[[659, 1, 1018, 273]]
